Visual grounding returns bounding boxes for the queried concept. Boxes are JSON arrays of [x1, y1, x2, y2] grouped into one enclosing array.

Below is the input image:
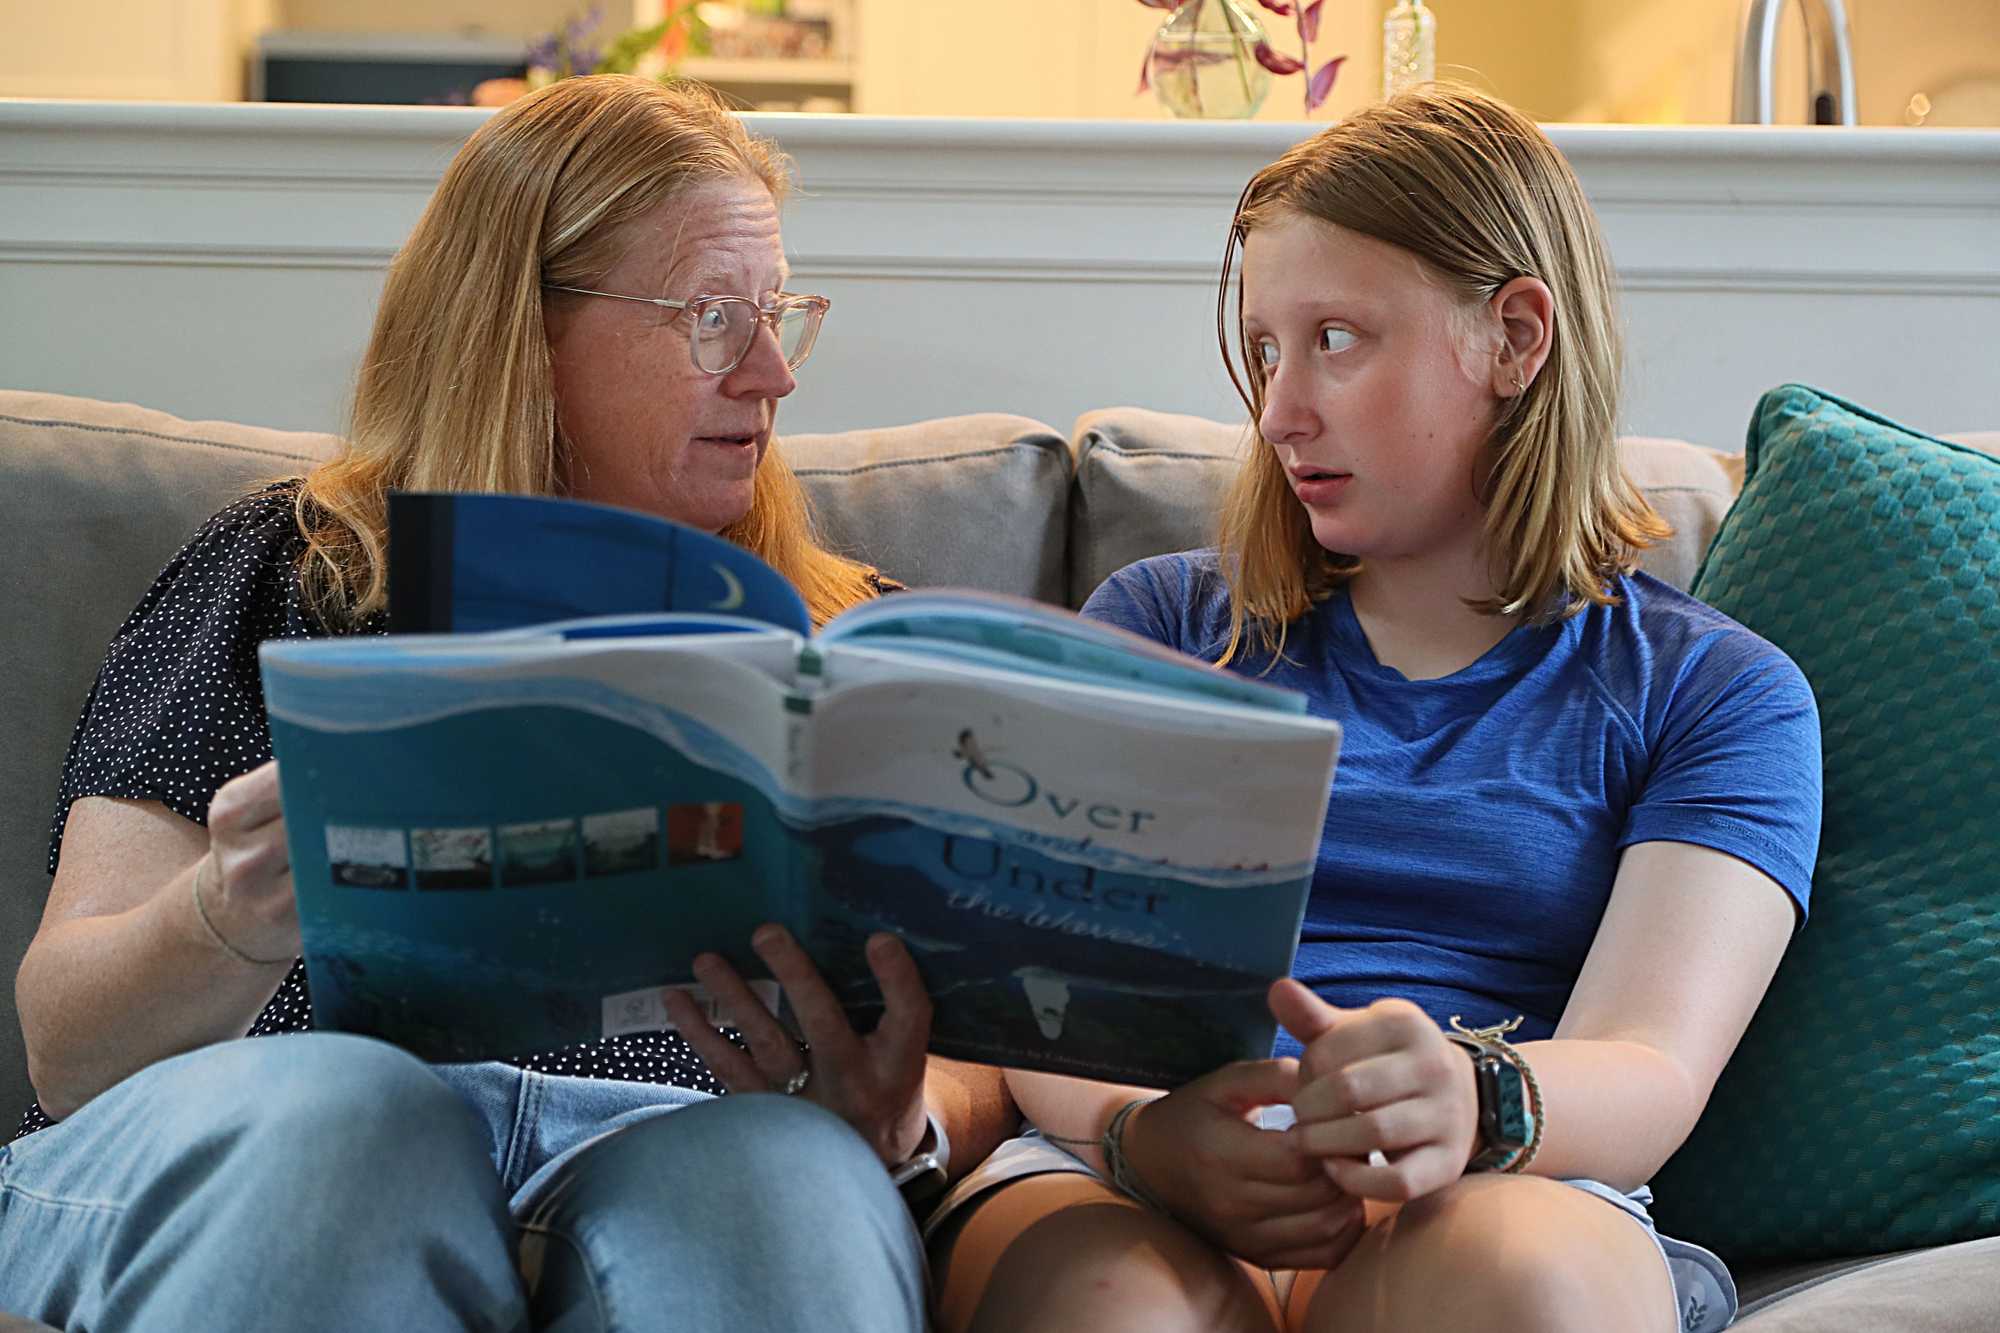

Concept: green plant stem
[[1299, 16, 1309, 116], [1188, 0, 1207, 117], [1226, 2, 1256, 107]]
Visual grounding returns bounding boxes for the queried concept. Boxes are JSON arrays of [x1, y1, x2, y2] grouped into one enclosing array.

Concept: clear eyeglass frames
[[542, 285, 829, 375]]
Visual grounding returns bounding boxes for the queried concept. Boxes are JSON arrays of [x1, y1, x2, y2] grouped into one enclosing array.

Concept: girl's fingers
[[1295, 1096, 1450, 1160], [1220, 1119, 1343, 1186], [1296, 999, 1436, 1084], [1242, 1199, 1367, 1263], [1290, 1051, 1426, 1122], [1322, 1141, 1464, 1203], [1233, 1172, 1349, 1217]]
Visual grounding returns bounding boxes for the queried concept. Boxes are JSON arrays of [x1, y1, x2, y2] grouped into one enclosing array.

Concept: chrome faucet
[[1733, 0, 1857, 125]]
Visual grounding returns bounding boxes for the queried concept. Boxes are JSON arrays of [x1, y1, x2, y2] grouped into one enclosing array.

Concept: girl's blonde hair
[[296, 75, 879, 629], [1213, 83, 1669, 664]]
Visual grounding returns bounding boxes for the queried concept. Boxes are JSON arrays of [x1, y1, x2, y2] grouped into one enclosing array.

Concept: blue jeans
[[0, 1033, 927, 1331]]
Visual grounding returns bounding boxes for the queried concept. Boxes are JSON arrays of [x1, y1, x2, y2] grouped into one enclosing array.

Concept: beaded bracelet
[[1491, 1039, 1545, 1174], [1041, 1097, 1168, 1210], [1103, 1097, 1170, 1210], [1446, 1015, 1545, 1175]]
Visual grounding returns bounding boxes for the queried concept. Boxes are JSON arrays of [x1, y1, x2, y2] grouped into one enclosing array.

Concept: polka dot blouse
[[18, 482, 730, 1139]]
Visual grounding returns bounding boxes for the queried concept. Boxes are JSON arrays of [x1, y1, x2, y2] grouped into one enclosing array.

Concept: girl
[[929, 85, 1820, 1333]]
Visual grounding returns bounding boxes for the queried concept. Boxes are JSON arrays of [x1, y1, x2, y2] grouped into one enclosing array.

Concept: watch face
[[1491, 1061, 1530, 1150], [897, 1162, 950, 1223], [1469, 1048, 1530, 1163]]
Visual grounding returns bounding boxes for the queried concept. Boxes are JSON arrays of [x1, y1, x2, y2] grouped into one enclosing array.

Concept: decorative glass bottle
[[1382, 0, 1436, 98], [1151, 0, 1272, 120]]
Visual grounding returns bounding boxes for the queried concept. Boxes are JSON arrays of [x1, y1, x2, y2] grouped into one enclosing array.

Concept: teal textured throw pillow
[[1650, 385, 2000, 1263]]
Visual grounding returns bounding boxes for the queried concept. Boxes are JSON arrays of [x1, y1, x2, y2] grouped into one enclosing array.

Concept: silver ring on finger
[[779, 1039, 811, 1096]]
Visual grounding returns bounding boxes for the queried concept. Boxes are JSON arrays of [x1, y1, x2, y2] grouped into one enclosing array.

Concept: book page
[[263, 630, 812, 1061], [815, 642, 1313, 739], [820, 590, 1303, 714], [788, 661, 1341, 1085]]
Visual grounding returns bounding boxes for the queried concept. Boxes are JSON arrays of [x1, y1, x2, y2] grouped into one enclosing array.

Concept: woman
[[8, 75, 1007, 1332], [929, 86, 1821, 1333]]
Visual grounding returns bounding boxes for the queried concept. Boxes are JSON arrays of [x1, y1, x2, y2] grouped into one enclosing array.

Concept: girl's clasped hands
[[1116, 979, 1483, 1272]]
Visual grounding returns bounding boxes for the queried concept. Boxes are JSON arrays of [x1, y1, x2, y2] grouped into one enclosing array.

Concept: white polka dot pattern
[[16, 482, 725, 1140]]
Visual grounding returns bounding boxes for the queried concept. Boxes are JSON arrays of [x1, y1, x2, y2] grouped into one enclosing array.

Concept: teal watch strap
[[1446, 1016, 1537, 1174], [1462, 1046, 1531, 1172]]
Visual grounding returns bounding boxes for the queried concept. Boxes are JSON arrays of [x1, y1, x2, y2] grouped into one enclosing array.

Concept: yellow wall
[[1428, 0, 2000, 125], [853, 0, 1998, 126], [856, 1, 1381, 122], [4, 0, 1994, 123], [0, 0, 273, 99]]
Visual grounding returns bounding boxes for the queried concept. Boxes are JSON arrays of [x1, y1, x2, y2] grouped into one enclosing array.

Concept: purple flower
[[1252, 41, 1304, 75], [1299, 0, 1323, 44], [1306, 55, 1346, 111]]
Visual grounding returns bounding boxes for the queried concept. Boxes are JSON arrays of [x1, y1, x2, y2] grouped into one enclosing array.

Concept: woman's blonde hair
[[1213, 83, 1669, 664], [296, 75, 879, 629]]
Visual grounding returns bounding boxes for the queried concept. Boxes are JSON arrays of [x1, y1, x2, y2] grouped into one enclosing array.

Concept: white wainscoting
[[2, 100, 1996, 447]]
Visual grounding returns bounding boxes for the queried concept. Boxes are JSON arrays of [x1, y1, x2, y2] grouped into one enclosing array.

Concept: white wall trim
[[3, 99, 1997, 444], [8, 246, 1997, 300]]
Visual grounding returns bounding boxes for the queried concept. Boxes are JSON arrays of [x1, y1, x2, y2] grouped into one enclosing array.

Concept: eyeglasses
[[542, 285, 829, 375]]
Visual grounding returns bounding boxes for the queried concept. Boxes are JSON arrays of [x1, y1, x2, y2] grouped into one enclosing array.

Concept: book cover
[[263, 493, 1340, 1086]]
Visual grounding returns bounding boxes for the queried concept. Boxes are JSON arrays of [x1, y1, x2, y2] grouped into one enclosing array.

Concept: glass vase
[[1151, 0, 1272, 120], [1382, 0, 1436, 98]]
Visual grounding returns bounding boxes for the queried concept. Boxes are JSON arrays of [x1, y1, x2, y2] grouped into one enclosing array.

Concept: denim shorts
[[926, 1126, 1738, 1333]]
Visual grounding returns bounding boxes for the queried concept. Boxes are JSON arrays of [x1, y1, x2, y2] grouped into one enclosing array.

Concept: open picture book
[[260, 492, 1342, 1087]]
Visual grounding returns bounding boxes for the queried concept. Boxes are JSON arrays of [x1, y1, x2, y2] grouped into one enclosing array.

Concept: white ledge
[[5, 98, 1998, 157], [1, 97, 1995, 444]]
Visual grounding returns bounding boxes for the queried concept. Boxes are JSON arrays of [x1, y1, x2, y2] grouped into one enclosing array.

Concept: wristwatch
[[890, 1111, 951, 1221], [1453, 1039, 1531, 1172]]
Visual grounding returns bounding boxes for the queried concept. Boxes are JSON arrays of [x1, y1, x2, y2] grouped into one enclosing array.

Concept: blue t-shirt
[[1082, 554, 1822, 1055]]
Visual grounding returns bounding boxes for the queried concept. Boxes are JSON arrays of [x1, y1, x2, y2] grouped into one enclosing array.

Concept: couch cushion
[[0, 390, 343, 1127], [1068, 409, 1246, 608], [783, 415, 1070, 604], [1732, 1238, 2000, 1331], [1615, 435, 1743, 590], [1651, 384, 2000, 1263], [1068, 408, 1739, 606]]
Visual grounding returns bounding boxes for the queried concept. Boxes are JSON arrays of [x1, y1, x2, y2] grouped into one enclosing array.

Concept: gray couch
[[2, 390, 1995, 1330]]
